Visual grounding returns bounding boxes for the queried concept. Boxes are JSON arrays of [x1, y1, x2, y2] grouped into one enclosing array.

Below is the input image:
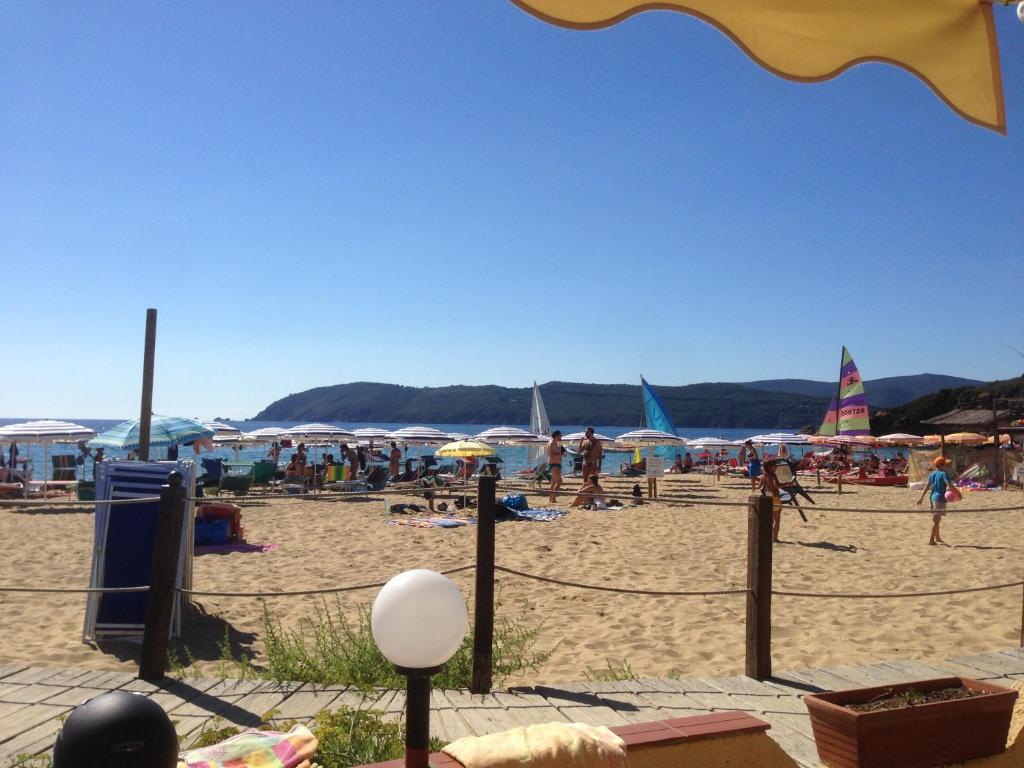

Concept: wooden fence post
[[745, 494, 773, 680], [471, 474, 496, 694], [138, 308, 157, 462], [140, 471, 186, 680]]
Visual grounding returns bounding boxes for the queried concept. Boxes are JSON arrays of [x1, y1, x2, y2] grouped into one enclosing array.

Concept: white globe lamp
[[372, 569, 467, 768]]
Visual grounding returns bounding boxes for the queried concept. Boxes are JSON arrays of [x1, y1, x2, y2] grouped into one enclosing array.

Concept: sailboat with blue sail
[[640, 377, 681, 459]]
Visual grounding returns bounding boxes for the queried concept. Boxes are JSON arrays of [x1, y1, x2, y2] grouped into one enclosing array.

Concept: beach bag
[[501, 493, 528, 511]]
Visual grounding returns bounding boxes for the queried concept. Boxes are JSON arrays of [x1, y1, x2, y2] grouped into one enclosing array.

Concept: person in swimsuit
[[579, 427, 603, 485], [745, 439, 761, 490], [570, 473, 608, 509], [546, 430, 563, 503], [918, 455, 954, 545], [389, 442, 401, 479]]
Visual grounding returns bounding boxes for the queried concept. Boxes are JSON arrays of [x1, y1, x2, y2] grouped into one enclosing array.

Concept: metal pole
[[138, 308, 157, 462], [404, 671, 432, 768]]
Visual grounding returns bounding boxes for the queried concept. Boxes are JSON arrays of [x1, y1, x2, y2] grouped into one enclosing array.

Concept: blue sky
[[2, 2, 1022, 419]]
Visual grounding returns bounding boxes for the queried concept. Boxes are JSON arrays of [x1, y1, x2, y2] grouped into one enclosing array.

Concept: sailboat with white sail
[[527, 382, 551, 466]]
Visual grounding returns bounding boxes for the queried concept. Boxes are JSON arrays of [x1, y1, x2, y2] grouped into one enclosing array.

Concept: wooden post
[[837, 474, 843, 494], [816, 468, 821, 487], [140, 471, 186, 680], [471, 474, 496, 694], [138, 308, 158, 462], [1020, 578, 1023, 649], [745, 494, 773, 680]]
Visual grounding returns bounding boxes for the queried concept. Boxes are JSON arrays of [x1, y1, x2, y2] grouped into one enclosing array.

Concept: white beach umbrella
[[746, 433, 810, 445], [473, 426, 542, 444], [876, 433, 925, 446], [0, 420, 97, 493], [241, 426, 286, 442], [203, 421, 241, 438], [689, 436, 734, 449], [614, 429, 687, 447], [385, 426, 451, 445], [353, 427, 391, 441], [561, 431, 615, 443], [281, 423, 355, 441]]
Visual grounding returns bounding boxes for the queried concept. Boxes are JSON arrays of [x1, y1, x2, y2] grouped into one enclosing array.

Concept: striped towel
[[178, 725, 317, 768]]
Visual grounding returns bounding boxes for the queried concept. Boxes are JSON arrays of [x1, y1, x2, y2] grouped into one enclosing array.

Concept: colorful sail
[[837, 347, 871, 436], [817, 395, 838, 437], [641, 377, 678, 436], [528, 382, 551, 466]]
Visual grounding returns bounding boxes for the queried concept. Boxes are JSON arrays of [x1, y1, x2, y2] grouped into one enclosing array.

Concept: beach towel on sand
[[443, 722, 626, 768], [177, 724, 317, 768]]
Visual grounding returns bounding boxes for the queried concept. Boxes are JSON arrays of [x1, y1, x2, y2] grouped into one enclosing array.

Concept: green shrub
[[255, 596, 553, 689], [585, 658, 639, 682]]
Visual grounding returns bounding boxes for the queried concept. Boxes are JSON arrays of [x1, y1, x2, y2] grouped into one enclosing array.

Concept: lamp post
[[371, 569, 467, 768]]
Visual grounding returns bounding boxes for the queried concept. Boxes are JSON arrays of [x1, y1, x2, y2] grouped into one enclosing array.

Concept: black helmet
[[53, 690, 178, 768]]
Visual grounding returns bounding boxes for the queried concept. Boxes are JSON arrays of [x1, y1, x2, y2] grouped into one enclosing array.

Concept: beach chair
[[252, 460, 277, 485], [769, 458, 814, 520], [201, 457, 224, 484], [51, 454, 78, 482]]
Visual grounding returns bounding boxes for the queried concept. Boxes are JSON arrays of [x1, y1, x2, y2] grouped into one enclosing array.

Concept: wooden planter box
[[804, 676, 1017, 768]]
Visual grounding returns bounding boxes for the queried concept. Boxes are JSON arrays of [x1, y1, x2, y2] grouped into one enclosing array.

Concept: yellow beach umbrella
[[435, 440, 496, 458], [511, 0, 1011, 133]]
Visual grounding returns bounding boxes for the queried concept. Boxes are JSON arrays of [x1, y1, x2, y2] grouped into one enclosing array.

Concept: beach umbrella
[[943, 432, 988, 445], [436, 440, 496, 458], [0, 420, 97, 492], [89, 415, 213, 451], [876, 433, 925, 446], [385, 426, 452, 445], [472, 426, 542, 444], [808, 435, 879, 449], [353, 427, 391, 441], [746, 433, 810, 445], [562, 431, 615, 443], [614, 429, 687, 447], [512, 1, 1008, 134], [281, 423, 355, 441], [281, 423, 356, 469], [241, 426, 286, 442], [689, 437, 734, 448], [202, 421, 240, 438]]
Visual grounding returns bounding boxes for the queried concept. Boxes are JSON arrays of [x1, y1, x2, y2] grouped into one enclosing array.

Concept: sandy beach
[[1, 474, 1022, 685]]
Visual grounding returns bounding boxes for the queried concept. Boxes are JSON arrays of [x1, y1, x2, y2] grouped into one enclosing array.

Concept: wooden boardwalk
[[3, 649, 1024, 766]]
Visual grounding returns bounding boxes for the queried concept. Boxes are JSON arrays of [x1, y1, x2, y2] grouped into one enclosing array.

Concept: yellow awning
[[511, 0, 1007, 133]]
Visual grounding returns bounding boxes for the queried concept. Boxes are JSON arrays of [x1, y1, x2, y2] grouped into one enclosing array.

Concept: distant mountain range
[[740, 374, 981, 408], [253, 373, 980, 429], [871, 374, 1024, 435]]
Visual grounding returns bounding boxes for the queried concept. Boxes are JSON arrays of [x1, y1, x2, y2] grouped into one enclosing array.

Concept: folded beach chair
[[769, 458, 813, 520]]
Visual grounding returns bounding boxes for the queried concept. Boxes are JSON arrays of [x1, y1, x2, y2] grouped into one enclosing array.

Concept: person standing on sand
[[546, 430, 563, 503], [389, 442, 401, 479], [267, 441, 281, 465], [758, 461, 783, 542], [745, 439, 761, 490], [579, 427, 603, 485], [918, 456, 955, 545]]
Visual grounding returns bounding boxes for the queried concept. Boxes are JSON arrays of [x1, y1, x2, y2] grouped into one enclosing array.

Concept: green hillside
[[871, 375, 1024, 435], [740, 373, 981, 407], [254, 380, 828, 428]]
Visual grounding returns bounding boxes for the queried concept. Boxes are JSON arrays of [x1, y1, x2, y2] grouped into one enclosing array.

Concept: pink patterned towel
[[178, 725, 317, 768]]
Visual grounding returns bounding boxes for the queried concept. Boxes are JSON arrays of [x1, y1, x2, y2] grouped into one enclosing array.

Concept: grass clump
[[585, 658, 639, 682], [256, 596, 553, 689]]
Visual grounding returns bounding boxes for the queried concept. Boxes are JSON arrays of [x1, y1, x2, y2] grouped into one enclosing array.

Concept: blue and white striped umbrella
[[88, 415, 214, 450], [281, 423, 355, 441]]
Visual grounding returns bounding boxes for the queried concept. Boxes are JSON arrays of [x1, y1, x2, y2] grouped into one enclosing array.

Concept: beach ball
[[944, 490, 958, 502]]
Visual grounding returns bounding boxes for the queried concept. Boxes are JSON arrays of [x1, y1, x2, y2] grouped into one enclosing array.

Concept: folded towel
[[443, 722, 626, 768], [178, 725, 317, 768]]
